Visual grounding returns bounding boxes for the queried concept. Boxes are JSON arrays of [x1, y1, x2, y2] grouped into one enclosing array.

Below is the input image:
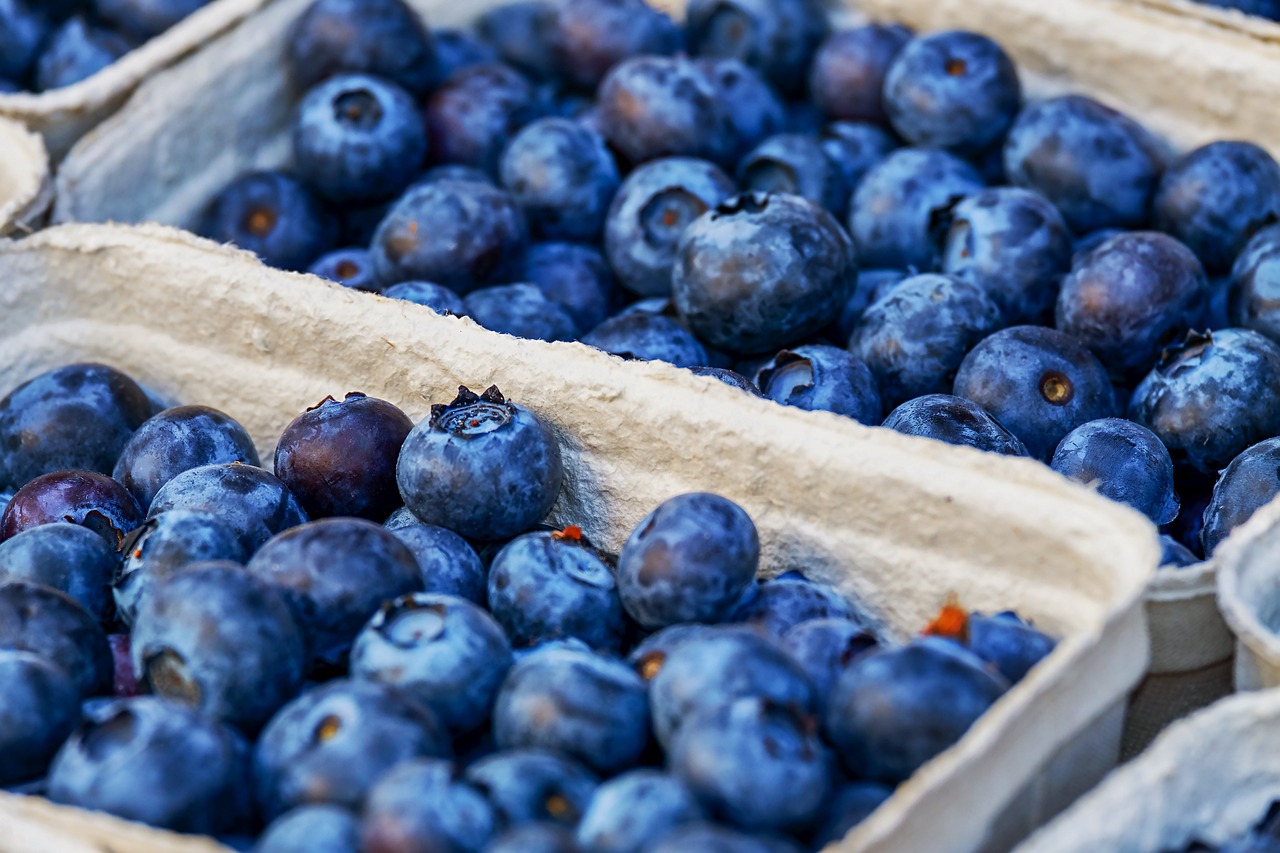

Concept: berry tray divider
[[1215, 494, 1280, 691], [0, 222, 1156, 852], [0, 116, 51, 238]]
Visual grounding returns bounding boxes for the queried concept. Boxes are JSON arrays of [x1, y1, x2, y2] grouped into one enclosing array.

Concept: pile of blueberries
[[0, 361, 1057, 852], [0, 0, 211, 93], [201, 0, 1280, 571]]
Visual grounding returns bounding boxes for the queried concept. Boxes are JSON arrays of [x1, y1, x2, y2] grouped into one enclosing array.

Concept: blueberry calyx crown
[[430, 385, 515, 436], [306, 391, 369, 412], [1158, 329, 1213, 376]]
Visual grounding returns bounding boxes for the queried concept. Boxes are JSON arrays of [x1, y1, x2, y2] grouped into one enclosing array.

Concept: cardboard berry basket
[[0, 0, 272, 161], [1013, 689, 1280, 853], [0, 116, 51, 238], [1214, 496, 1280, 691], [0, 223, 1157, 852]]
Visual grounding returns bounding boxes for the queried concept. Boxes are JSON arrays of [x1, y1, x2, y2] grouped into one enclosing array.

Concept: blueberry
[[737, 133, 849, 216], [434, 29, 499, 81], [648, 625, 815, 748], [0, 523, 117, 624], [48, 696, 251, 834], [360, 758, 498, 853], [684, 0, 828, 94], [148, 462, 309, 553], [370, 178, 527, 291], [941, 187, 1073, 324], [824, 638, 1008, 784], [382, 521, 485, 603], [488, 823, 580, 853], [809, 25, 911, 125], [850, 272, 1005, 409], [616, 493, 758, 630], [604, 157, 736, 298], [520, 242, 615, 333], [499, 119, 619, 243], [626, 622, 715, 679], [1232, 224, 1280, 343], [689, 366, 763, 396], [1153, 141, 1280, 275], [1056, 232, 1209, 383], [93, 0, 210, 40], [670, 697, 831, 833], [729, 574, 856, 637], [809, 781, 894, 848], [646, 823, 798, 853], [34, 16, 132, 91], [1197, 0, 1280, 13], [0, 581, 111, 699], [1050, 418, 1179, 523], [351, 592, 511, 732], [426, 63, 541, 176], [697, 59, 786, 162], [253, 679, 449, 821], [1163, 471, 1214, 562], [582, 313, 709, 367], [397, 386, 563, 542], [200, 170, 336, 272], [0, 362, 152, 488], [1202, 437, 1280, 556], [0, 0, 51, 83], [675, 193, 856, 354], [0, 650, 79, 785], [1159, 534, 1200, 569], [256, 805, 360, 853], [464, 283, 579, 341], [965, 611, 1057, 684], [952, 325, 1118, 460], [820, 122, 899, 193], [1129, 329, 1280, 474], [880, 394, 1031, 457], [1, 470, 143, 546], [756, 345, 882, 423], [596, 55, 734, 166], [112, 404, 259, 512], [849, 148, 985, 271], [380, 280, 467, 315], [245, 518, 422, 667], [1003, 95, 1164, 233], [465, 750, 599, 829], [781, 618, 878, 711], [553, 0, 680, 89], [831, 267, 908, 341], [576, 770, 704, 853], [274, 393, 412, 522], [284, 0, 436, 95], [488, 528, 627, 652], [114, 513, 246, 628], [475, 1, 560, 81], [884, 31, 1020, 155]]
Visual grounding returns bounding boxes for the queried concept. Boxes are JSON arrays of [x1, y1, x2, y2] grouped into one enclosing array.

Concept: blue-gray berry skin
[[738, 133, 849, 217], [360, 758, 497, 853], [49, 696, 252, 835], [617, 493, 758, 630], [1050, 418, 1179, 524], [0, 362, 152, 489], [500, 118, 620, 242], [199, 170, 337, 273], [34, 16, 131, 92], [148, 463, 309, 554], [605, 157, 736, 298], [385, 521, 487, 604], [757, 345, 881, 424], [729, 574, 856, 637], [464, 283, 579, 342], [1203, 437, 1280, 556], [370, 179, 528, 292], [964, 611, 1057, 684], [881, 394, 1030, 457], [95, 0, 211, 41], [671, 697, 832, 833], [488, 823, 578, 853], [253, 678, 450, 821], [0, 581, 111, 699], [690, 366, 763, 396], [494, 645, 650, 774], [397, 386, 563, 542], [256, 805, 360, 853], [849, 148, 985, 271], [0, 0, 50, 83], [488, 529, 627, 652], [114, 512, 246, 628], [426, 63, 541, 177], [699, 59, 786, 163], [674, 192, 856, 355], [0, 651, 80, 786], [822, 122, 899, 193], [884, 31, 1021, 155], [1003, 95, 1164, 234], [1159, 534, 1200, 569], [285, 0, 437, 95], [1231, 224, 1280, 344], [781, 618, 878, 711], [684, 0, 828, 95], [112, 405, 259, 512], [824, 638, 1008, 785], [810, 781, 894, 849], [475, 1, 559, 81], [309, 248, 377, 294], [648, 822, 797, 853], [0, 523, 117, 625], [582, 313, 709, 368], [520, 242, 615, 334], [627, 622, 715, 677], [352, 593, 511, 732], [132, 565, 306, 733], [576, 770, 705, 853], [464, 748, 599, 828], [1130, 329, 1280, 475], [381, 281, 467, 315], [245, 518, 423, 668], [554, 0, 681, 89], [809, 25, 911, 124]]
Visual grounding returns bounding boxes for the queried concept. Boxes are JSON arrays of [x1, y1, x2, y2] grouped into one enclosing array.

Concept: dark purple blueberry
[[697, 58, 786, 162], [94, 0, 210, 40], [808, 25, 911, 125], [1004, 95, 1165, 233], [464, 749, 599, 828], [396, 386, 563, 541], [1051, 418, 1179, 524], [0, 362, 152, 489], [1, 470, 142, 547], [34, 16, 131, 91], [756, 345, 881, 423], [553, 0, 680, 89], [1202, 437, 1280, 556], [604, 156, 737, 298], [200, 170, 336, 272], [464, 283, 580, 341], [425, 63, 541, 177], [284, 0, 437, 95], [112, 404, 259, 512], [475, 1, 560, 81], [384, 520, 486, 604], [689, 366, 763, 396], [520, 242, 615, 333], [0, 581, 111, 699], [0, 523, 117, 624], [148, 463, 308, 553], [582, 313, 709, 367], [274, 393, 412, 522], [380, 280, 467, 315], [684, 0, 828, 94], [48, 696, 251, 834], [0, 651, 79, 786], [253, 678, 449, 821], [257, 805, 360, 853], [880, 394, 1030, 457], [370, 178, 527, 292], [737, 133, 849, 216], [361, 758, 498, 853], [499, 118, 619, 242]]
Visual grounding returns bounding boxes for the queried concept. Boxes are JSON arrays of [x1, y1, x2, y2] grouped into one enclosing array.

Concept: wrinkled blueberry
[[689, 366, 763, 396]]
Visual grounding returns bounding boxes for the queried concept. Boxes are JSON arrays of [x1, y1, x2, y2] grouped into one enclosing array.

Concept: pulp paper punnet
[[0, 117, 51, 237], [1216, 495, 1280, 691]]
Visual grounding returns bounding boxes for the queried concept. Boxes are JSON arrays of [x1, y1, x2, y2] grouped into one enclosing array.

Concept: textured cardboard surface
[[0, 117, 50, 237], [0, 223, 1157, 853], [1216, 496, 1280, 691]]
